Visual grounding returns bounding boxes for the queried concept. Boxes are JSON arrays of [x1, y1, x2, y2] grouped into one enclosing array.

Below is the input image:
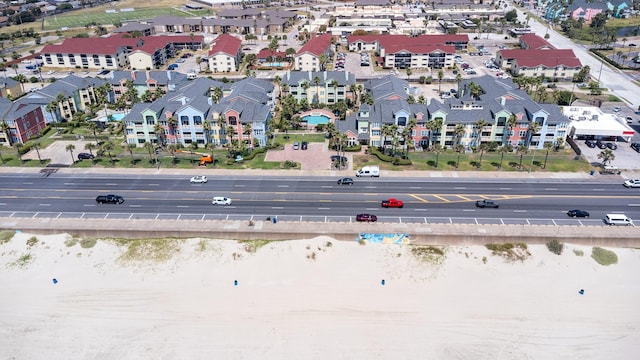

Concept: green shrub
[[573, 249, 584, 256], [0, 230, 15, 244], [486, 243, 530, 261], [591, 247, 618, 266], [546, 239, 563, 255], [26, 236, 38, 247], [80, 238, 97, 248]]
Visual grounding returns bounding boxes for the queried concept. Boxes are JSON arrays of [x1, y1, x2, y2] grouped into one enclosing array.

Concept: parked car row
[[584, 139, 617, 150], [335, 52, 345, 71]]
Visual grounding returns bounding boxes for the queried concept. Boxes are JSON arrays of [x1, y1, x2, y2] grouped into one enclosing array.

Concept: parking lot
[[264, 140, 354, 170]]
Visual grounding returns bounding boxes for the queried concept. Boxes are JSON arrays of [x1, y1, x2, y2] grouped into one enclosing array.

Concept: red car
[[381, 198, 404, 208], [356, 214, 377, 222]]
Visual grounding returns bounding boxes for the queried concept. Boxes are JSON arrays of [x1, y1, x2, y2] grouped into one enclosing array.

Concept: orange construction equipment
[[176, 149, 214, 166]]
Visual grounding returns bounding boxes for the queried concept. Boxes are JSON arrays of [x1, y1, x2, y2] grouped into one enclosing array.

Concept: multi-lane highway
[[0, 172, 638, 226]]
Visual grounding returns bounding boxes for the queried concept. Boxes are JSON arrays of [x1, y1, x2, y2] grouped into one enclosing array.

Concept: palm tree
[[453, 124, 466, 146], [65, 144, 75, 164], [101, 141, 115, 165], [597, 149, 615, 166], [474, 119, 488, 148], [153, 123, 165, 146], [143, 141, 154, 163], [312, 75, 320, 104], [126, 143, 136, 165], [526, 121, 541, 148], [189, 142, 198, 166], [203, 120, 211, 145], [542, 141, 555, 169], [454, 144, 465, 169], [476, 143, 488, 169], [498, 144, 513, 170], [84, 142, 97, 158], [32, 141, 42, 163], [437, 70, 444, 93], [0, 144, 5, 164], [432, 143, 442, 168], [506, 113, 517, 146], [516, 145, 528, 170], [0, 121, 11, 146], [469, 82, 482, 99], [13, 143, 23, 163], [87, 121, 99, 144]]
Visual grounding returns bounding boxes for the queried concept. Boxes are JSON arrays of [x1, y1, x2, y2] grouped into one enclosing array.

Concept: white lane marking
[[544, 188, 557, 191], [592, 188, 604, 191], [629, 204, 640, 207], [177, 206, 189, 208], [23, 182, 33, 185], [409, 186, 421, 189], [499, 187, 512, 190], [84, 204, 96, 207], [129, 205, 142, 207], [318, 207, 330, 210], [364, 186, 377, 189], [271, 207, 284, 209], [321, 186, 332, 188], [514, 210, 527, 213], [39, 204, 51, 206], [454, 187, 466, 189], [105, 183, 118, 186], [414, 209, 427, 211], [277, 185, 289, 188], [462, 209, 475, 212], [148, 184, 159, 186], [64, 183, 76, 185], [366, 208, 378, 211]]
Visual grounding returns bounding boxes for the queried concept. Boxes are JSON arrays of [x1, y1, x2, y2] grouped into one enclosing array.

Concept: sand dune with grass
[[0, 231, 638, 359]]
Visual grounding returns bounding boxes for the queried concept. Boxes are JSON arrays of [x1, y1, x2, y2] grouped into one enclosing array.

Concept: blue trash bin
[[590, 170, 595, 176], [272, 216, 277, 224]]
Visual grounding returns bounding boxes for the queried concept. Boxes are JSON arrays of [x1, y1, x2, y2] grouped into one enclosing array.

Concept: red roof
[[41, 37, 140, 55], [209, 34, 241, 56], [520, 34, 554, 50], [41, 34, 205, 56], [257, 49, 287, 60], [502, 49, 582, 68], [296, 34, 332, 56]]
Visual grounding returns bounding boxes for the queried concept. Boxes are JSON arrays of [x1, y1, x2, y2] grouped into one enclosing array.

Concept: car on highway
[[623, 179, 640, 188], [337, 177, 354, 185], [96, 194, 124, 204], [567, 209, 590, 218], [356, 214, 377, 222], [475, 199, 499, 208], [212, 196, 232, 205], [77, 152, 94, 160], [381, 198, 404, 208], [190, 175, 208, 184]]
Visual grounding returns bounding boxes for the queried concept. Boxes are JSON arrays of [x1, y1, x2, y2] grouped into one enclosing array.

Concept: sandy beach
[[0, 231, 639, 359]]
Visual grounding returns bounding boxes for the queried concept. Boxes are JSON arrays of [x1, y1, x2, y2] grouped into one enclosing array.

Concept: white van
[[604, 214, 634, 226], [186, 72, 197, 80], [356, 165, 379, 177]]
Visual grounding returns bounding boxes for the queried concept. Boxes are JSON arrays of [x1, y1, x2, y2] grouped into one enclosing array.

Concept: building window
[[518, 130, 527, 137]]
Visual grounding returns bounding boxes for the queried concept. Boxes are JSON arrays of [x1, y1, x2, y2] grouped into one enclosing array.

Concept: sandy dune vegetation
[[0, 231, 639, 359]]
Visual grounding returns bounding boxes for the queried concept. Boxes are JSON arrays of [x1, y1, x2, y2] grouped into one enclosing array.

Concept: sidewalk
[[0, 164, 631, 181]]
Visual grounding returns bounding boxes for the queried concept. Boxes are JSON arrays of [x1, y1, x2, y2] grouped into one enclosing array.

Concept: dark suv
[[585, 139, 596, 148], [475, 199, 499, 208], [631, 143, 640, 153], [78, 152, 94, 160], [96, 194, 125, 204]]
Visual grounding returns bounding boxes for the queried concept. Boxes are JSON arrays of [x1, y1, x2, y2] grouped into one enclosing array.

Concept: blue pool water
[[303, 115, 330, 125], [263, 62, 286, 67], [99, 113, 125, 122]]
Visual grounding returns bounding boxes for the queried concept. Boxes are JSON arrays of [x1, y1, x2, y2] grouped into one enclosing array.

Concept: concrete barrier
[[1, 217, 638, 247]]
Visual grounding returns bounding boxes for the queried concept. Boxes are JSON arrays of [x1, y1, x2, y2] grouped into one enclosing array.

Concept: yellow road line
[[432, 194, 450, 203], [457, 195, 472, 201], [409, 194, 429, 203]]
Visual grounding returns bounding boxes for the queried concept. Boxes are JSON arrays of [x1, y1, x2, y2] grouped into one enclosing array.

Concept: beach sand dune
[[0, 233, 639, 359]]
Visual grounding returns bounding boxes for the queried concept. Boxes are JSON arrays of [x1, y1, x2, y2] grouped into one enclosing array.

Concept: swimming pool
[[303, 114, 330, 125], [98, 113, 126, 122], [263, 62, 286, 67]]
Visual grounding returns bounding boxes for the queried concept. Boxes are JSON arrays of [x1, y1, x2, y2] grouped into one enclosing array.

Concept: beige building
[[208, 34, 242, 73], [294, 34, 333, 72]]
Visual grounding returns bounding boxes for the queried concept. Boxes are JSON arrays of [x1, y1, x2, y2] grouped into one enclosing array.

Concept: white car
[[212, 196, 232, 205], [190, 175, 208, 184], [623, 179, 640, 188]]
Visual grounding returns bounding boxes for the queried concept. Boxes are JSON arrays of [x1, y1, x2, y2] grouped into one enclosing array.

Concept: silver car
[[212, 196, 232, 205]]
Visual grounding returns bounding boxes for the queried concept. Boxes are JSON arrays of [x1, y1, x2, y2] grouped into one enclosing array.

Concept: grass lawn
[[44, 8, 190, 30], [354, 149, 591, 173], [274, 133, 326, 144]]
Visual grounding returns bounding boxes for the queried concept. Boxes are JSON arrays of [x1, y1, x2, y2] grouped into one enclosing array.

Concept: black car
[[96, 194, 125, 204], [585, 139, 596, 148], [78, 152, 95, 160], [596, 141, 607, 149], [606, 142, 618, 150], [475, 199, 499, 208], [97, 70, 110, 75], [631, 143, 640, 153], [567, 209, 590, 218], [301, 141, 308, 150], [337, 177, 354, 185], [356, 214, 377, 222]]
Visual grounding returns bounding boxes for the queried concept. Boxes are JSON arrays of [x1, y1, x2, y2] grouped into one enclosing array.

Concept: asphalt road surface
[[0, 173, 638, 225]]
